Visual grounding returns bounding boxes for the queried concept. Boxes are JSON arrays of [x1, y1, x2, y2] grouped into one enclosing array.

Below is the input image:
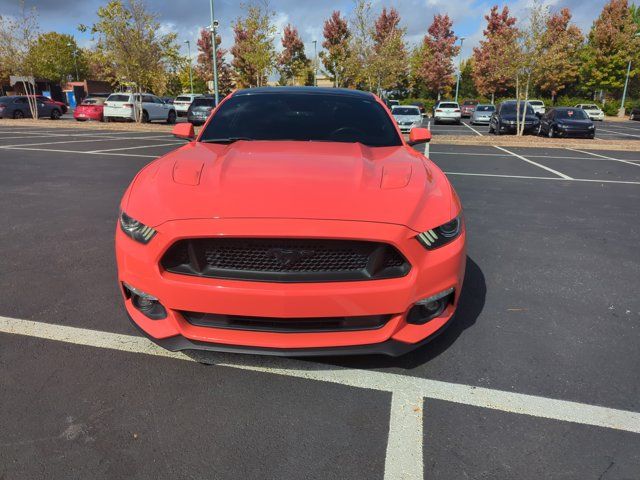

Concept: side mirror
[[408, 127, 431, 146], [172, 123, 195, 140]]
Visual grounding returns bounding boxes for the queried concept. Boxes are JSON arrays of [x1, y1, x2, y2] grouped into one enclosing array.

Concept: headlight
[[557, 123, 567, 129], [119, 211, 156, 244], [506, 120, 516, 125], [416, 215, 462, 250], [588, 124, 595, 129]]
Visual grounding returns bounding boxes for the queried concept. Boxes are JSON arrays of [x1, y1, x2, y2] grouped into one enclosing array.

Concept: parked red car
[[74, 97, 106, 122], [28, 95, 68, 114], [460, 100, 479, 118]]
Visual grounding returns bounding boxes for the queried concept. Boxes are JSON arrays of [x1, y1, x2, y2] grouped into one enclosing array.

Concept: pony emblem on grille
[[266, 248, 315, 267]]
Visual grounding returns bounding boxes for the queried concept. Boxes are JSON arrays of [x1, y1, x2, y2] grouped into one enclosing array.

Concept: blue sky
[[0, 0, 612, 61]]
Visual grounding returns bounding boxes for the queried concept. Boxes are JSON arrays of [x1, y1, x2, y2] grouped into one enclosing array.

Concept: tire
[[75, 118, 86, 122], [547, 127, 554, 138], [588, 133, 595, 139], [103, 116, 110, 123], [142, 110, 149, 123], [488, 124, 494, 134], [494, 123, 502, 135], [50, 109, 61, 120], [167, 110, 176, 124], [537, 124, 543, 136], [13, 110, 25, 119]]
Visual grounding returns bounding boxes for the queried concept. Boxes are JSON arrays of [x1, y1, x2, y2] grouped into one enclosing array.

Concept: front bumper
[[499, 122, 539, 133], [434, 115, 461, 123], [116, 218, 466, 356]]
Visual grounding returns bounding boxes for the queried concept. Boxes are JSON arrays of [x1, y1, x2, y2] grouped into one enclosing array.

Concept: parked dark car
[[630, 107, 640, 121], [538, 107, 595, 138], [0, 95, 63, 119], [187, 96, 216, 126], [460, 99, 479, 117], [489, 101, 539, 135], [410, 102, 426, 115]]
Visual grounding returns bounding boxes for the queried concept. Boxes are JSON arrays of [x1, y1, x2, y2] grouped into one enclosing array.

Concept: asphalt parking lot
[[1, 124, 639, 479], [426, 116, 640, 141]]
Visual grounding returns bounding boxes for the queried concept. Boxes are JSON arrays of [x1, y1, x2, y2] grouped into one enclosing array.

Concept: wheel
[[588, 133, 595, 139], [494, 123, 502, 135], [433, 118, 439, 125], [13, 110, 24, 119], [537, 124, 543, 136], [547, 127, 554, 138], [456, 120, 461, 125], [103, 116, 110, 123], [50, 109, 61, 120], [167, 110, 176, 124], [488, 123, 494, 134], [141, 110, 149, 123], [75, 118, 86, 122]]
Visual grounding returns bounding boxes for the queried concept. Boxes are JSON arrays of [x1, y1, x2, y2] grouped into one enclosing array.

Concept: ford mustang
[[116, 87, 466, 356]]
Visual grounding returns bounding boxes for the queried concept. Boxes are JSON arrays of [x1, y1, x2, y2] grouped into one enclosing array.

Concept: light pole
[[619, 33, 640, 117], [209, 0, 220, 105], [454, 37, 465, 103], [67, 42, 79, 81], [313, 40, 318, 87], [185, 40, 194, 94]]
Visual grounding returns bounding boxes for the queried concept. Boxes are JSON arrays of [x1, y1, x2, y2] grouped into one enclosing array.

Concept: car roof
[[232, 86, 375, 99]]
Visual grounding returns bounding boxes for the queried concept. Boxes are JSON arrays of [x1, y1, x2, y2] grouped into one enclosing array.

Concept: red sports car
[[74, 97, 106, 122], [116, 87, 466, 356]]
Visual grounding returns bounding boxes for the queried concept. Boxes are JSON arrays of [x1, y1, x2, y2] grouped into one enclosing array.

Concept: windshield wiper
[[201, 137, 253, 144]]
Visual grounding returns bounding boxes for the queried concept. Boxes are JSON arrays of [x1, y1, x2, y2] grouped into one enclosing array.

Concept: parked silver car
[[0, 95, 63, 119], [391, 105, 423, 133], [470, 104, 496, 125]]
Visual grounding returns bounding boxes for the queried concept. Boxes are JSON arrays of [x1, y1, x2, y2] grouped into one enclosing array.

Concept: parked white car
[[391, 105, 423, 133], [174, 94, 202, 117], [575, 104, 605, 121], [528, 99, 546, 116], [433, 101, 461, 124], [103, 93, 176, 123]]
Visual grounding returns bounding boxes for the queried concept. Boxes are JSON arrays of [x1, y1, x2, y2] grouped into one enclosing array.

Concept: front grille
[[161, 238, 410, 282], [180, 311, 392, 332]]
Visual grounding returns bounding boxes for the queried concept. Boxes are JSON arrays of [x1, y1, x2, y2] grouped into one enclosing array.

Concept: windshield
[[438, 103, 458, 109], [393, 107, 420, 116], [0, 97, 13, 104], [475, 105, 495, 112], [556, 109, 589, 120], [582, 105, 599, 110], [199, 92, 402, 147], [463, 101, 478, 106], [176, 96, 192, 101], [191, 98, 215, 107], [82, 98, 105, 105], [501, 103, 535, 115], [529, 101, 543, 106]]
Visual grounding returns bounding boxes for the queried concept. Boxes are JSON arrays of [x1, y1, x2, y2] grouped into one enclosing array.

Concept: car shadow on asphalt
[[185, 256, 485, 372]]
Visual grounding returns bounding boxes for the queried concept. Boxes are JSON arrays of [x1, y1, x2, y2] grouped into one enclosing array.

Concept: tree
[[420, 14, 459, 100], [25, 32, 87, 83], [277, 24, 309, 85], [346, 0, 376, 90], [196, 28, 234, 97], [536, 8, 583, 102], [458, 57, 478, 99], [371, 7, 408, 93], [472, 6, 519, 102], [580, 0, 640, 96], [320, 11, 350, 87], [230, 2, 276, 88], [0, 1, 40, 117], [90, 0, 180, 113]]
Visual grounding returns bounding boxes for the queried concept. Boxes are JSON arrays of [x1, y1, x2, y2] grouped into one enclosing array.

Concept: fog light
[[407, 288, 454, 325], [123, 282, 167, 320]]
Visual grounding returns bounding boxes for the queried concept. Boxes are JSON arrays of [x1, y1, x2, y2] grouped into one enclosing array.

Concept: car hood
[[393, 115, 422, 122], [501, 113, 538, 122], [124, 140, 454, 231]]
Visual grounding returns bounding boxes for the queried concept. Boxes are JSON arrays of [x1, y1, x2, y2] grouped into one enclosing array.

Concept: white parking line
[[0, 137, 180, 148], [566, 148, 640, 168], [494, 146, 573, 179], [2, 146, 157, 158], [444, 171, 640, 185], [462, 122, 483, 136], [2, 317, 640, 479], [597, 127, 640, 138], [384, 391, 424, 480], [430, 150, 640, 161], [88, 142, 182, 153]]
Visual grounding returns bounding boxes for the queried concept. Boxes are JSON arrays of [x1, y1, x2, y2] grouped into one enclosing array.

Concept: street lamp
[[67, 42, 79, 81], [454, 37, 465, 104], [313, 40, 318, 87], [208, 0, 220, 105], [185, 40, 194, 94]]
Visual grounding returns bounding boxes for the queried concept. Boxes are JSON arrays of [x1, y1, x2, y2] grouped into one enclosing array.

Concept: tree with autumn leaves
[[277, 24, 310, 85], [320, 11, 350, 88], [419, 14, 459, 100], [195, 28, 234, 97]]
